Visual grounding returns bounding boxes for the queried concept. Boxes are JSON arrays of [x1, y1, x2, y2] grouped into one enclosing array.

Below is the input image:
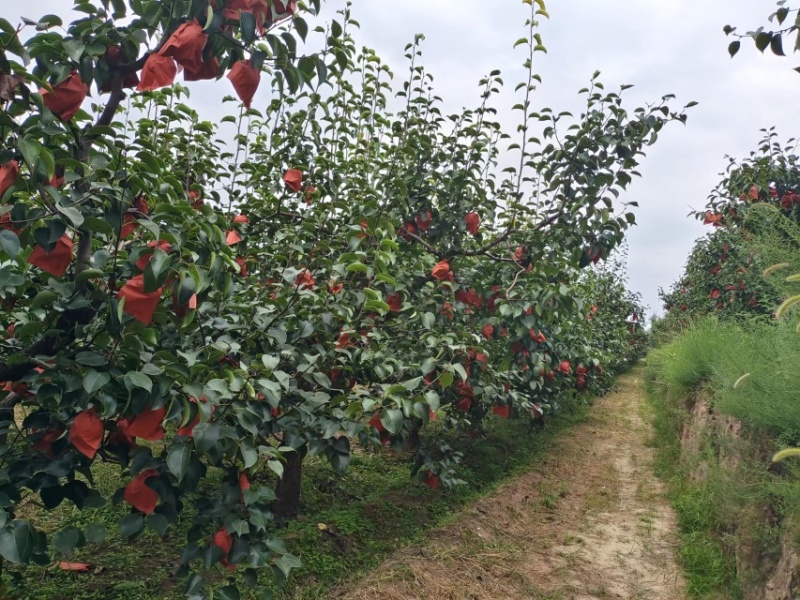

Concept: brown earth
[[334, 366, 686, 600]]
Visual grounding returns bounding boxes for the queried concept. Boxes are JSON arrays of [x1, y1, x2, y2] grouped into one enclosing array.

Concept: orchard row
[[0, 1, 678, 596]]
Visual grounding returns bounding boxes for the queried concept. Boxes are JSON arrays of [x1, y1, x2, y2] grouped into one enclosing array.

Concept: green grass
[[646, 318, 730, 396], [8, 403, 590, 600], [648, 317, 800, 441], [645, 380, 742, 600], [645, 317, 800, 599]]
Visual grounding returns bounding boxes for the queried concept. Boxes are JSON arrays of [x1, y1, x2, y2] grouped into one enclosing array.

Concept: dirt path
[[336, 366, 686, 600]]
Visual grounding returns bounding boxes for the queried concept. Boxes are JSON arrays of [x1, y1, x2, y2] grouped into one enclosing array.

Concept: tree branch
[[454, 224, 516, 258]]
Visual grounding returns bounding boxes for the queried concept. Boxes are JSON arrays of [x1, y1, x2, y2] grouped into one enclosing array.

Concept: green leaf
[[31, 290, 59, 309], [0, 521, 36, 564], [109, 0, 126, 18], [0, 231, 19, 258], [193, 423, 221, 454], [147, 247, 171, 282], [17, 138, 41, 168], [186, 573, 205, 595], [83, 217, 114, 235], [142, 362, 163, 376], [298, 321, 314, 338], [203, 5, 214, 30], [439, 371, 454, 390], [384, 384, 406, 397], [240, 11, 256, 44], [147, 514, 169, 537], [424, 390, 440, 412], [451, 363, 468, 382], [771, 33, 785, 56], [167, 444, 192, 483], [138, 219, 160, 239], [268, 328, 287, 346], [125, 371, 153, 392], [243, 568, 259, 588], [241, 442, 258, 469], [83, 523, 106, 544], [268, 459, 283, 478], [364, 300, 389, 313], [755, 32, 772, 53], [217, 586, 241, 600], [119, 514, 144, 539], [328, 437, 350, 475], [261, 355, 279, 371], [83, 370, 110, 395], [381, 409, 403, 434], [346, 261, 369, 273], [76, 352, 106, 367], [403, 377, 422, 391], [294, 17, 308, 42], [314, 55, 328, 84], [273, 553, 302, 578], [56, 204, 85, 228], [728, 40, 740, 58], [39, 147, 55, 179], [62, 39, 85, 61], [53, 527, 81, 556], [177, 272, 196, 306], [76, 268, 105, 285]]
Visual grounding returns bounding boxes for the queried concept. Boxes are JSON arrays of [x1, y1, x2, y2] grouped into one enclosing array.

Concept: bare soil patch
[[335, 367, 686, 600]]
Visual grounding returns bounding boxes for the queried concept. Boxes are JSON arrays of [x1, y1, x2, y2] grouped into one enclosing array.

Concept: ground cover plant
[[646, 319, 800, 599], [0, 0, 682, 597]]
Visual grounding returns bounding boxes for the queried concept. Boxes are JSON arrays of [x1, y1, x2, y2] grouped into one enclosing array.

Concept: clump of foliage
[[655, 132, 800, 335], [725, 2, 800, 71]]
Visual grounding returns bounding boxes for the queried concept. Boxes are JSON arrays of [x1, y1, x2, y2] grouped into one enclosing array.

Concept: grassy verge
[[645, 318, 800, 599], [9, 402, 590, 600], [645, 381, 741, 599]]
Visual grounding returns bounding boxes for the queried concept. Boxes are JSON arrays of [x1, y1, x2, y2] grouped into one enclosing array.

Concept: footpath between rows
[[337, 367, 686, 600]]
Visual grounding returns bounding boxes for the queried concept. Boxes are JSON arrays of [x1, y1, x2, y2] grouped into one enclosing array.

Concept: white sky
[[8, 1, 797, 316]]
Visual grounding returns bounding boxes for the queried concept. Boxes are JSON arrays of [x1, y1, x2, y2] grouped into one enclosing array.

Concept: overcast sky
[[9, 1, 797, 316]]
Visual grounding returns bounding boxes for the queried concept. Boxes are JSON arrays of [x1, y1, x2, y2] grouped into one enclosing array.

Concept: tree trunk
[[273, 446, 305, 519]]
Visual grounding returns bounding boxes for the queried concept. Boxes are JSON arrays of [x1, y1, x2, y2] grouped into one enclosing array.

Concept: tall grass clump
[[712, 319, 800, 442], [650, 317, 800, 442], [647, 319, 731, 396]]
